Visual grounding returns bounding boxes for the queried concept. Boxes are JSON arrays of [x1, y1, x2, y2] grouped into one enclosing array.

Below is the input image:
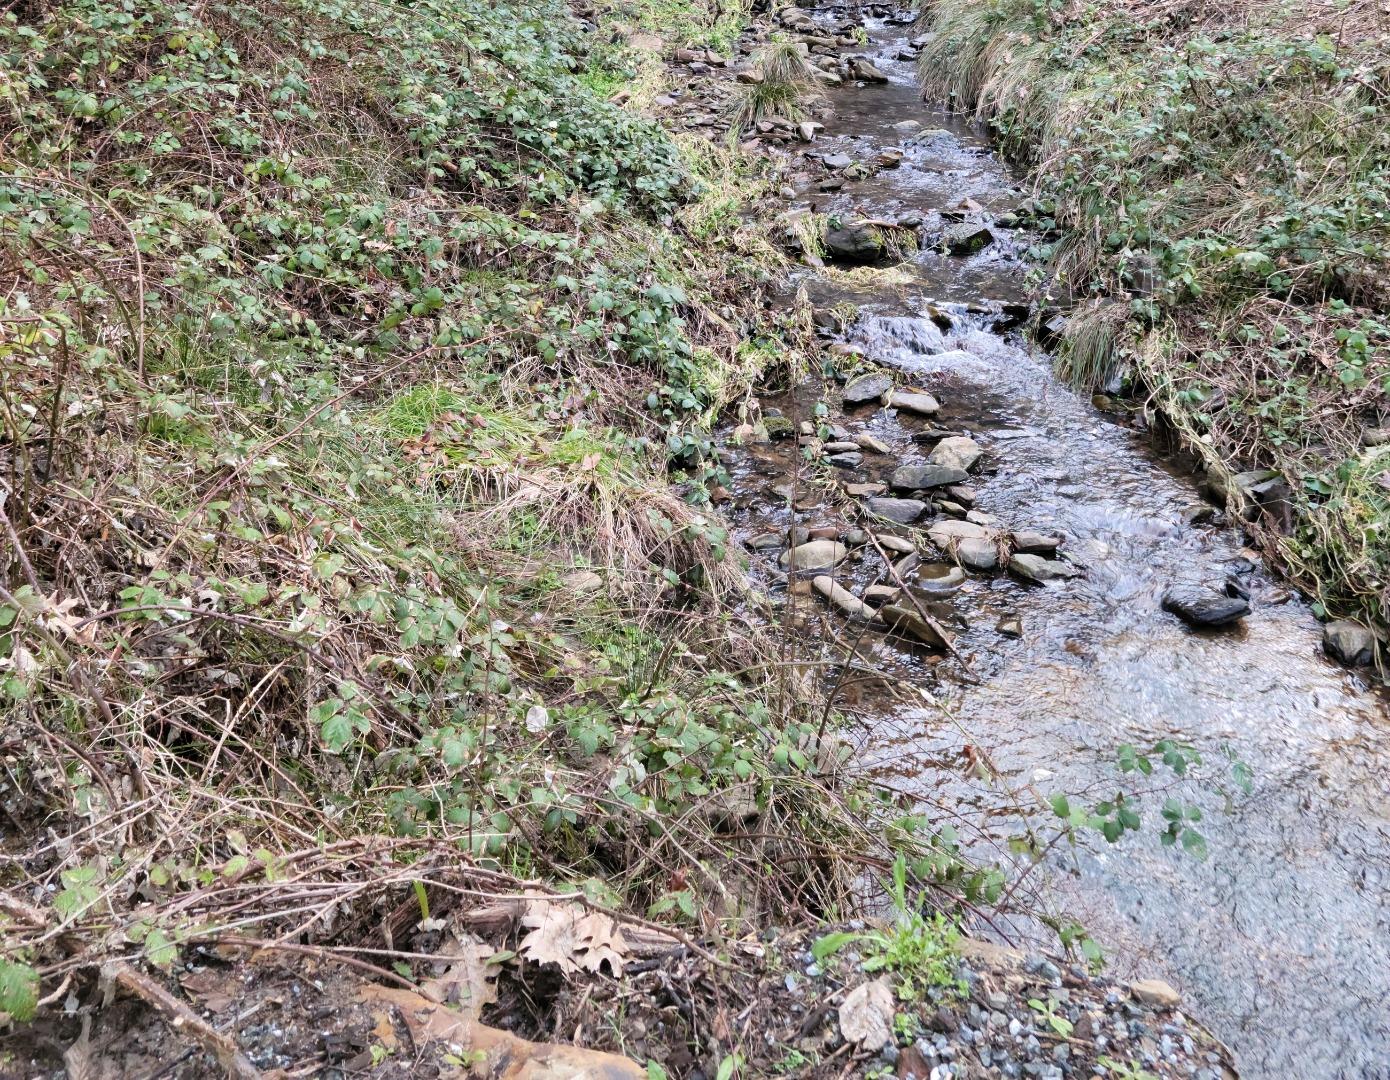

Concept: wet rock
[[862, 584, 901, 606], [780, 540, 848, 573], [798, 121, 824, 142], [914, 563, 966, 597], [1323, 620, 1376, 666], [927, 435, 983, 472], [824, 441, 862, 453], [946, 484, 976, 506], [876, 534, 915, 555], [848, 56, 888, 82], [942, 221, 995, 255], [891, 119, 922, 135], [996, 616, 1023, 638], [747, 532, 782, 551], [927, 519, 991, 546], [957, 537, 998, 570], [1011, 530, 1061, 554], [1130, 979, 1181, 1010], [880, 604, 950, 649], [886, 390, 941, 416], [812, 575, 878, 621], [827, 451, 864, 467], [822, 152, 853, 170], [865, 497, 928, 524], [824, 223, 886, 264], [890, 464, 968, 491], [844, 481, 887, 497], [855, 432, 893, 455], [1161, 585, 1249, 627], [843, 372, 893, 405], [844, 529, 868, 546], [1009, 553, 1080, 584]]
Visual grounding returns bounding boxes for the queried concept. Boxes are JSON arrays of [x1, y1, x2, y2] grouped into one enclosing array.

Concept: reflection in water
[[730, 11, 1390, 1077]]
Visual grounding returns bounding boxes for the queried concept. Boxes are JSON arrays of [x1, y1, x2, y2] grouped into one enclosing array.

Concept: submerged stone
[[1161, 584, 1249, 627]]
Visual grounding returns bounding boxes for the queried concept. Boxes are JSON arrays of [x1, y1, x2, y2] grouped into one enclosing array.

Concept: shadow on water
[[723, 9, 1390, 1077]]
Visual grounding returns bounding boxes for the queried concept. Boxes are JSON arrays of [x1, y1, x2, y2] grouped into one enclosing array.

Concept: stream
[[719, 8, 1390, 1077]]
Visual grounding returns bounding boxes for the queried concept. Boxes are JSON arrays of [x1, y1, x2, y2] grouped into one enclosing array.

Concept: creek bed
[[720, 8, 1390, 1076]]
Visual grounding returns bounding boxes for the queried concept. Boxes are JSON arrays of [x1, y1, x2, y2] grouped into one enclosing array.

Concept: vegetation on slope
[[0, 0, 984, 1048], [918, 0, 1390, 640]]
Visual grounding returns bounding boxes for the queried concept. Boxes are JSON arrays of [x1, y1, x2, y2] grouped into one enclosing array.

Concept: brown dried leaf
[[419, 934, 498, 1018], [519, 900, 582, 974], [573, 911, 628, 976]]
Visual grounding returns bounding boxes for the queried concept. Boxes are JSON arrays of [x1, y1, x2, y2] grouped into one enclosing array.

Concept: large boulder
[[847, 57, 888, 82]]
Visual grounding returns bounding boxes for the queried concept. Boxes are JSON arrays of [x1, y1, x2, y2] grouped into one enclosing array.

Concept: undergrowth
[[0, 0, 981, 1043], [918, 0, 1390, 640]]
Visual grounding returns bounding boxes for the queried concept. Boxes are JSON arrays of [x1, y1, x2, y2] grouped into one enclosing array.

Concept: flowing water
[[721, 9, 1390, 1077]]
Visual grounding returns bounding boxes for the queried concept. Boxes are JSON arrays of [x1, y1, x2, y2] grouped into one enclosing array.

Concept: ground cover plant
[[918, 0, 1390, 642], [0, 0, 1001, 1063]]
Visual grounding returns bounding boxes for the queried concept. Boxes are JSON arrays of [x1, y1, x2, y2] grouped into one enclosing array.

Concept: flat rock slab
[[864, 497, 927, 524], [780, 540, 848, 573], [927, 435, 982, 472], [1011, 529, 1062, 554], [928, 519, 992, 546], [843, 372, 894, 405], [1161, 584, 1249, 627], [891, 464, 967, 491], [1010, 553, 1081, 584]]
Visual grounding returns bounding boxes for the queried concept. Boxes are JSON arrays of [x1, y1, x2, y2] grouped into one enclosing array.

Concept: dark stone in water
[[890, 464, 968, 491], [864, 497, 927, 523], [823, 222, 886, 265], [942, 221, 995, 255], [842, 372, 893, 405], [1161, 585, 1250, 628], [1323, 620, 1376, 666]]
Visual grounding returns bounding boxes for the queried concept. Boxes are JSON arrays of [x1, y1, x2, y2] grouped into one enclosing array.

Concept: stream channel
[[717, 7, 1390, 1077]]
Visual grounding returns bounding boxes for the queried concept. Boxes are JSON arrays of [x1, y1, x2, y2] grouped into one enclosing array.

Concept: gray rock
[[891, 119, 922, 134], [1010, 553, 1080, 583], [891, 464, 968, 491], [957, 538, 998, 570], [821, 152, 853, 170], [887, 390, 941, 416], [827, 451, 863, 467], [844, 481, 887, 497], [996, 616, 1023, 638], [1161, 584, 1249, 626], [927, 519, 991, 546], [855, 432, 893, 455], [811, 575, 878, 621], [862, 584, 901, 606], [1011, 529, 1061, 554], [865, 497, 928, 524], [927, 435, 983, 472], [747, 532, 782, 551], [1323, 620, 1376, 665], [843, 372, 894, 405], [780, 540, 848, 573], [880, 604, 950, 649], [876, 534, 916, 554], [942, 221, 995, 255], [823, 441, 861, 453]]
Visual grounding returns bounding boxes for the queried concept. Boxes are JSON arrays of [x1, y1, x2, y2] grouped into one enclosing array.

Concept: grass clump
[[731, 40, 823, 129], [918, 0, 1390, 636]]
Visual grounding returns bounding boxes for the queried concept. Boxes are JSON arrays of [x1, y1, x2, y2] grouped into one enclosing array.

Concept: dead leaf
[[419, 934, 498, 1018], [838, 977, 895, 1051], [519, 901, 629, 976]]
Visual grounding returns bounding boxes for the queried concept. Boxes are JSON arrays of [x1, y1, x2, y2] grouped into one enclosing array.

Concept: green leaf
[[145, 929, 177, 970], [812, 931, 856, 962], [0, 960, 39, 1021], [1049, 793, 1070, 818]]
